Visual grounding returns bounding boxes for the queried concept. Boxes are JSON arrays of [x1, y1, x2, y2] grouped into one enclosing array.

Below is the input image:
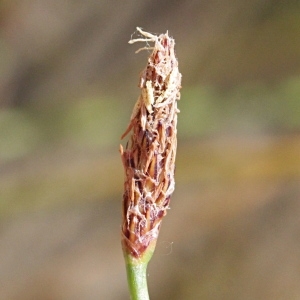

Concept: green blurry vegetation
[[0, 95, 126, 161], [63, 96, 125, 149], [1, 76, 300, 164], [0, 95, 126, 218], [180, 76, 300, 138], [0, 109, 39, 161]]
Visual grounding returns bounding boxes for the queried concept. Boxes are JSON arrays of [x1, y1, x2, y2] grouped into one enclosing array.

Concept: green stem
[[125, 258, 149, 300], [123, 242, 156, 300]]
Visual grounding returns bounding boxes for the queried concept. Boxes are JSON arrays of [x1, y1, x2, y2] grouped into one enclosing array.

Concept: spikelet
[[120, 27, 182, 258]]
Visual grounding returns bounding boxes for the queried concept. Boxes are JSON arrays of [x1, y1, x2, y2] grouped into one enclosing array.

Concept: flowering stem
[[120, 27, 181, 299]]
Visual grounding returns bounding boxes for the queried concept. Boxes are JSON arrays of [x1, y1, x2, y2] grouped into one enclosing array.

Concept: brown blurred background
[[1, 1, 300, 299]]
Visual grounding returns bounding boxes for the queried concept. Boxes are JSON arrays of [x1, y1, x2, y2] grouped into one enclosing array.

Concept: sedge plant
[[120, 27, 182, 300]]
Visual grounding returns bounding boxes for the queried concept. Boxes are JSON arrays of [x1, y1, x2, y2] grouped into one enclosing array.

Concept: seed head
[[120, 27, 182, 258]]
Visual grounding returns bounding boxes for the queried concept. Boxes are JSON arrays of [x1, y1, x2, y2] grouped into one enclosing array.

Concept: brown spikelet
[[120, 27, 182, 258]]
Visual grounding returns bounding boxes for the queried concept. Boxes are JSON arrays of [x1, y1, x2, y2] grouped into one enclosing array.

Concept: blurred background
[[1, 1, 300, 299]]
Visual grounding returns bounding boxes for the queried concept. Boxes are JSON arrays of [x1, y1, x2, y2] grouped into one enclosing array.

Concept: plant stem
[[123, 243, 155, 300], [120, 27, 181, 299], [125, 258, 149, 300]]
